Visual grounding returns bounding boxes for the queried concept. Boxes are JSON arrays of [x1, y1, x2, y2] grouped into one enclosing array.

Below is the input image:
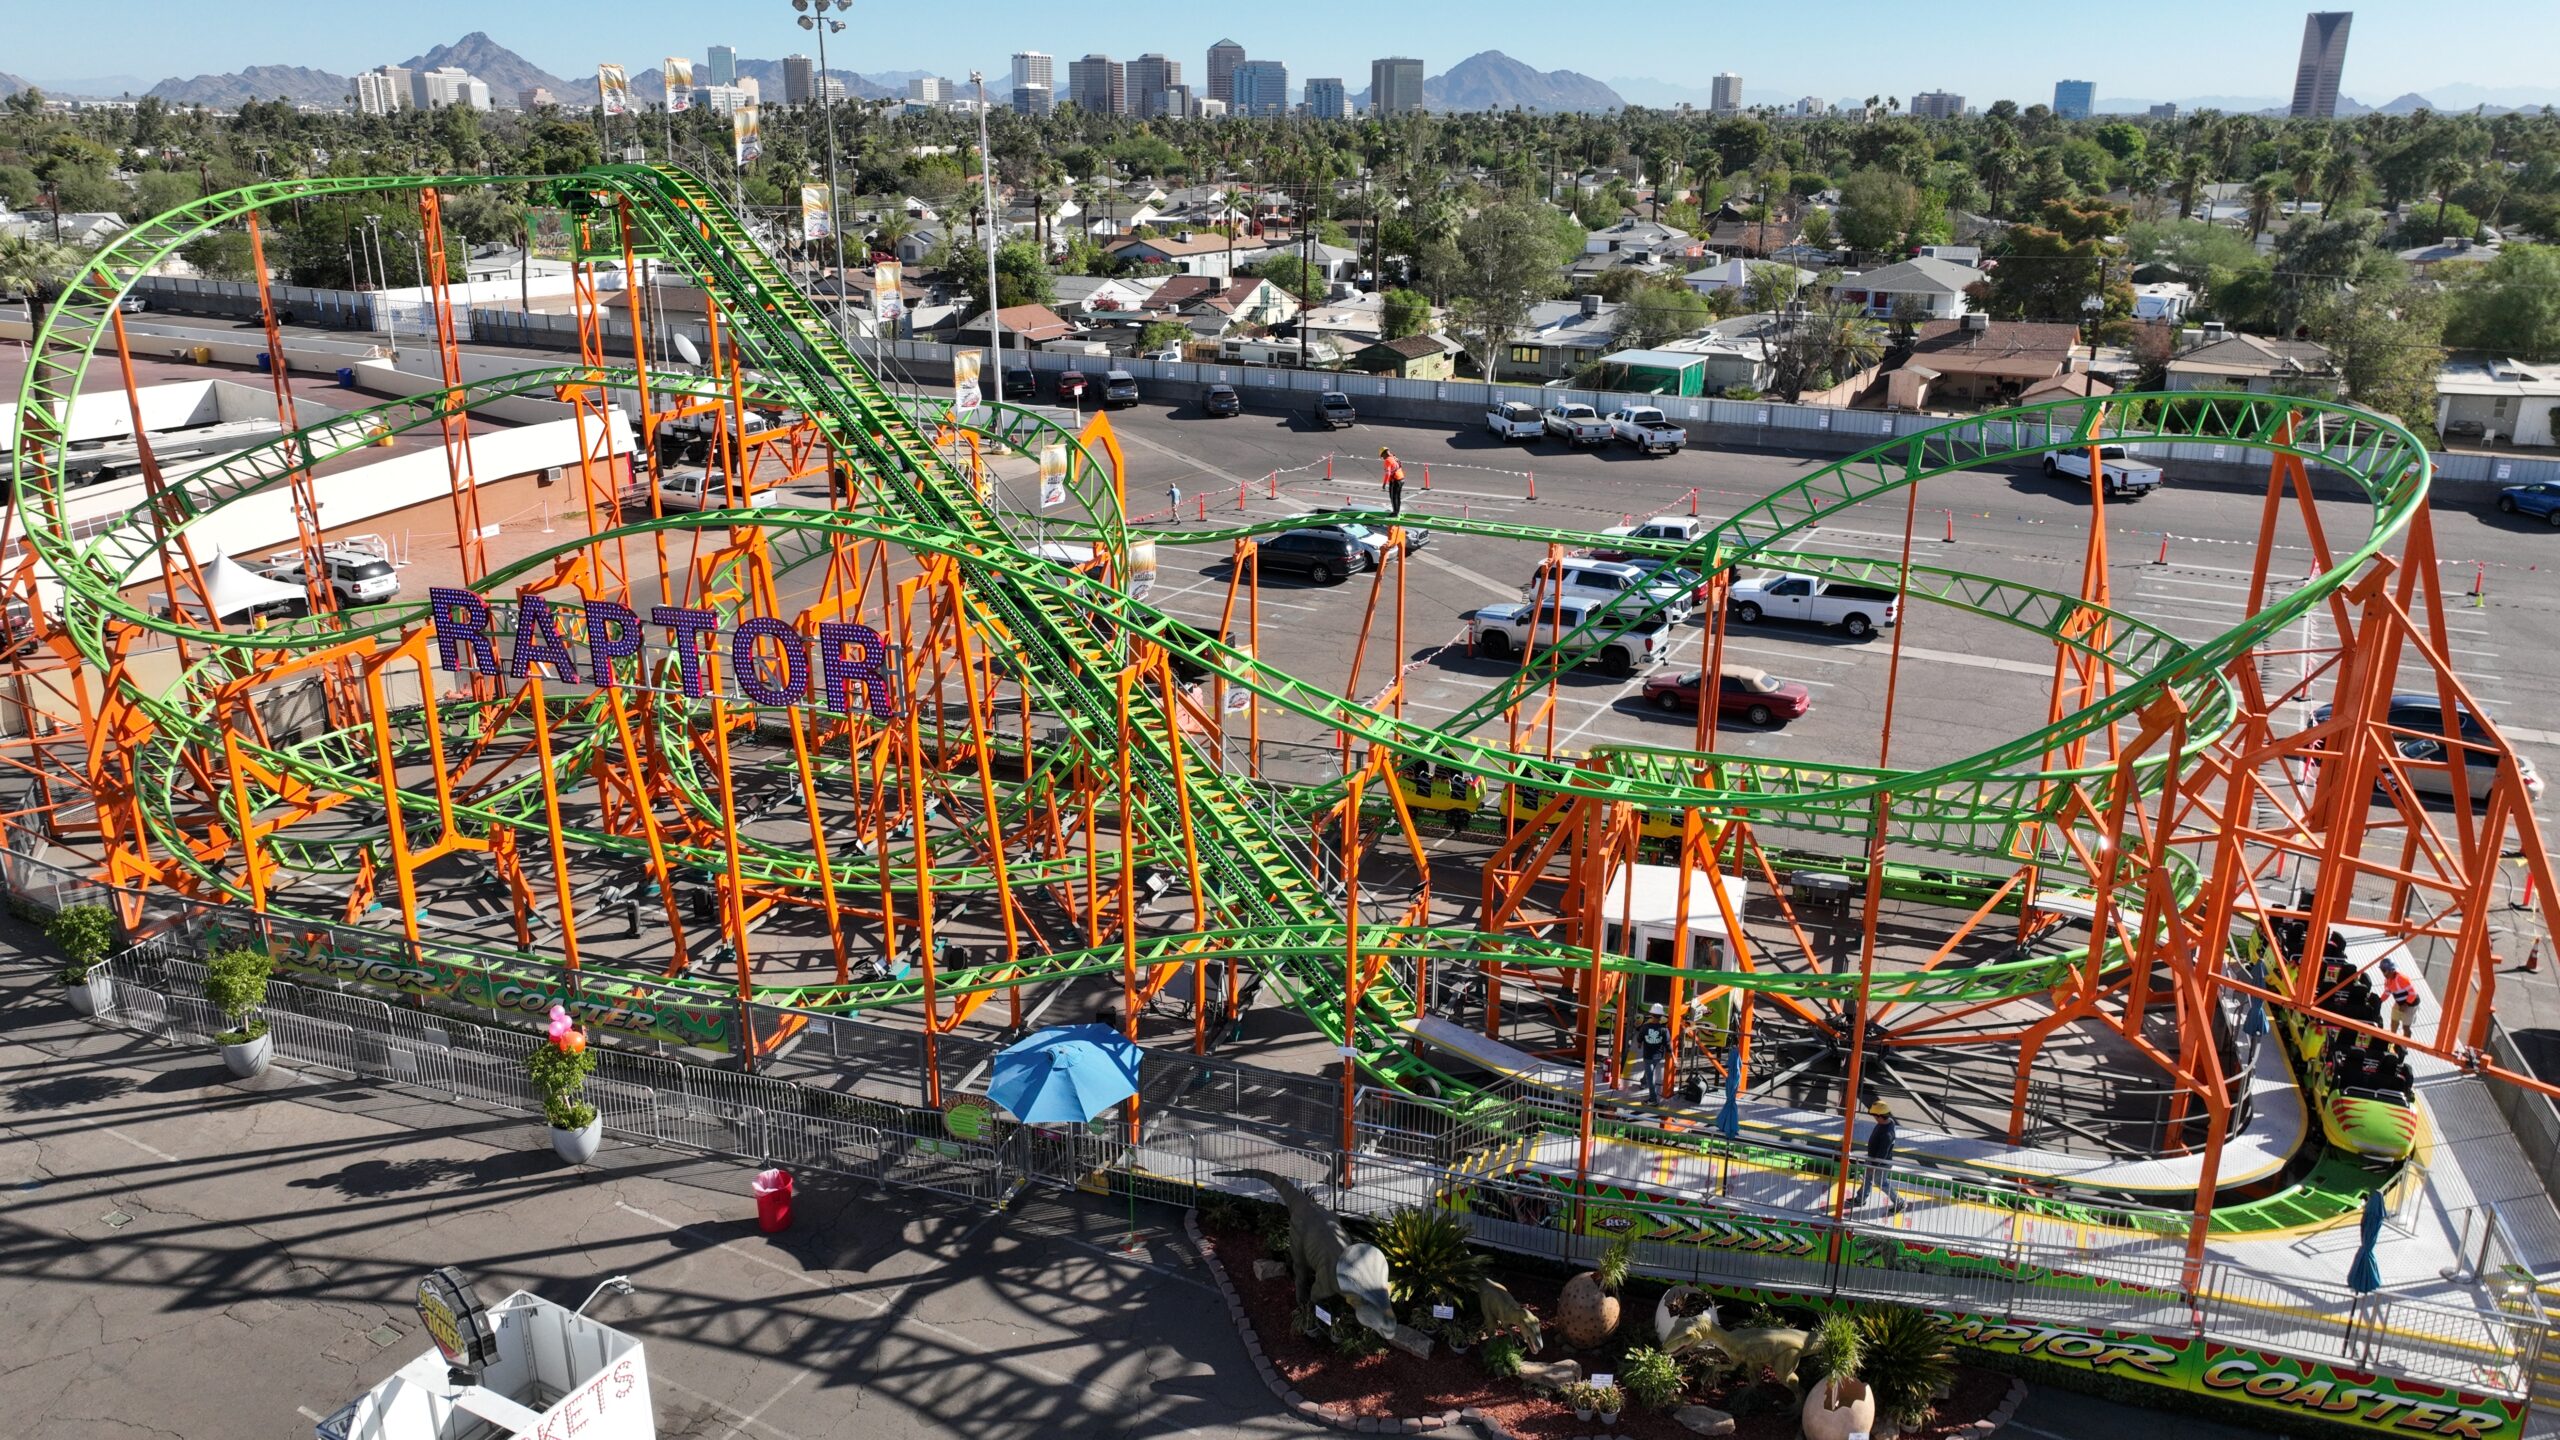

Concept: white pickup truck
[[1469, 596, 1671, 676], [1485, 401, 1544, 442], [1729, 571, 1901, 639], [1606, 406, 1688, 455], [2040, 443, 2164, 499], [1594, 514, 1705, 560], [1543, 402, 1611, 446]]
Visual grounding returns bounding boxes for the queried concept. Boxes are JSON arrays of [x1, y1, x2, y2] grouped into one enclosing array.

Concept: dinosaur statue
[[1656, 1286, 1810, 1399], [1220, 1170, 1397, 1339], [1474, 1275, 1543, 1354]]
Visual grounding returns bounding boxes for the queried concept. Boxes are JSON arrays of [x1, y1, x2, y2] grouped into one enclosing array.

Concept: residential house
[[951, 303, 1080, 353], [1703, 212, 1798, 258], [1104, 232, 1272, 278], [2162, 332, 2340, 395], [2435, 356, 2560, 447], [893, 227, 945, 267], [1568, 248, 1677, 286], [1350, 333, 1460, 380], [1297, 292, 1402, 355], [1143, 274, 1299, 336], [1581, 216, 1698, 261], [1663, 314, 1781, 395], [1884, 318, 2081, 410], [1683, 258, 1815, 299], [1828, 257, 1980, 321], [1497, 295, 1624, 382], [1050, 274, 1165, 317], [2399, 234, 2501, 274]]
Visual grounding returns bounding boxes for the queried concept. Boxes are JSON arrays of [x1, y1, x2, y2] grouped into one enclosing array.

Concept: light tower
[[791, 0, 852, 340]]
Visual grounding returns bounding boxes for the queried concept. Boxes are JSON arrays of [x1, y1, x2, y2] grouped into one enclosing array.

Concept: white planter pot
[[219, 1030, 273, 1079], [1802, 1378, 1877, 1440], [549, 1116, 604, 1165], [64, 974, 106, 1016]]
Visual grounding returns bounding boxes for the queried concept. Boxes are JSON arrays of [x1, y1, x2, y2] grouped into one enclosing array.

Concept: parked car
[[1485, 401, 1544, 442], [116, 295, 147, 314], [1256, 528, 1371, 585], [1528, 556, 1694, 622], [1295, 510, 1431, 558], [1468, 597, 1670, 677], [1621, 557, 1710, 605], [1593, 514, 1706, 561], [620, 469, 775, 514], [1102, 370, 1140, 409], [1055, 370, 1089, 403], [2040, 444, 2164, 499], [1727, 571, 1900, 638], [1606, 406, 1688, 455], [2307, 696, 2545, 805], [1202, 383, 1242, 417], [1642, 666, 1814, 727], [256, 544, 400, 607], [1157, 618, 1231, 688], [1543, 403, 1610, 445], [1313, 391, 1358, 429], [2495, 481, 2560, 525], [1001, 365, 1039, 401]]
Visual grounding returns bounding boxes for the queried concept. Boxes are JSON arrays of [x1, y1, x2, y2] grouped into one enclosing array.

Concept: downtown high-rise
[[2289, 11, 2353, 119]]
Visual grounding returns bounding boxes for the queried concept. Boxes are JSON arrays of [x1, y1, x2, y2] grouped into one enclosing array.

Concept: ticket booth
[[314, 1269, 654, 1440], [1597, 862, 1750, 1016]]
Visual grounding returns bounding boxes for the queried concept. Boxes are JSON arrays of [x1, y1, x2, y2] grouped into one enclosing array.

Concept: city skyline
[[18, 1, 2560, 111]]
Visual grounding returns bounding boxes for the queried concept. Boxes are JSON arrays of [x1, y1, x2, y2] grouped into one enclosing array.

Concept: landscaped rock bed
[[1198, 1216, 2019, 1439]]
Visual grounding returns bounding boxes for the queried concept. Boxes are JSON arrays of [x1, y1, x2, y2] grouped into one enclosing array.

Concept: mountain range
[[0, 73, 29, 98], [1350, 51, 1624, 114]]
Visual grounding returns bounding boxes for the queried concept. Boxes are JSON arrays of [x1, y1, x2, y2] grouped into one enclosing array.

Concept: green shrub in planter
[[47, 904, 116, 984], [1477, 1335, 1524, 1379], [1373, 1205, 1489, 1325], [526, 1037, 598, 1129], [1619, 1345, 1685, 1411], [1857, 1304, 1955, 1430], [203, 946, 274, 1044]]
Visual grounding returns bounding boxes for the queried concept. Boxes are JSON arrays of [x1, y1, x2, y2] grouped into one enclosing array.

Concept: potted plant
[[1588, 1382, 1623, 1426], [1373, 1205, 1489, 1345], [202, 945, 274, 1078], [1619, 1345, 1685, 1413], [1802, 1312, 1876, 1440], [529, 1004, 602, 1163], [1566, 1382, 1597, 1422], [48, 904, 117, 1016], [1858, 1305, 1956, 1437]]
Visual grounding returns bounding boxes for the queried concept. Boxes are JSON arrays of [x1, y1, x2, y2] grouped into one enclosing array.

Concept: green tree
[[1611, 279, 1713, 349], [1245, 253, 1326, 307], [1835, 168, 1917, 254], [180, 230, 259, 282], [2308, 276, 2444, 430], [1984, 198, 2132, 323], [2392, 204, 2481, 248], [1797, 207, 1835, 252], [1769, 295, 1887, 399], [1380, 287, 1432, 340], [1137, 318, 1192, 355], [1431, 200, 1572, 379], [2091, 123, 2147, 166], [2443, 245, 2560, 359]]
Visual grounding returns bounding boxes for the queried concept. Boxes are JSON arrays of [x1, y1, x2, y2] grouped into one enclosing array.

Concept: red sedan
[[1642, 666, 1812, 727]]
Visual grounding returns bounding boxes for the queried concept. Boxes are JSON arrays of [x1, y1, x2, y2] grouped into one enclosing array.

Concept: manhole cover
[[99, 1210, 130, 1229], [367, 1324, 402, 1348]]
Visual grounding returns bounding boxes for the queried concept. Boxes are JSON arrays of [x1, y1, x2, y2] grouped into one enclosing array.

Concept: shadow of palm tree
[[8, 1072, 134, 1111]]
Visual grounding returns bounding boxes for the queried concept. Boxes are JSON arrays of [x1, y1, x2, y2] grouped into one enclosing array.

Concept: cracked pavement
[[0, 950, 1318, 1440]]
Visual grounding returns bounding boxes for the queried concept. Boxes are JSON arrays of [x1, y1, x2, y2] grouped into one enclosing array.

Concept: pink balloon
[[547, 1004, 573, 1039]]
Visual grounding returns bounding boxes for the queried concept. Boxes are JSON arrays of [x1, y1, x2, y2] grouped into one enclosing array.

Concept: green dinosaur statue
[[1474, 1275, 1543, 1354], [1656, 1285, 1809, 1399], [1220, 1169, 1397, 1338]]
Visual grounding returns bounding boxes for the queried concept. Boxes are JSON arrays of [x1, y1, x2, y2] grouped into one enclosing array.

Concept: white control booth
[[315, 1273, 653, 1440]]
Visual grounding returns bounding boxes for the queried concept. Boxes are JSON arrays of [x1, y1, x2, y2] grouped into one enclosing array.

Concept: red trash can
[[752, 1167, 794, 1233]]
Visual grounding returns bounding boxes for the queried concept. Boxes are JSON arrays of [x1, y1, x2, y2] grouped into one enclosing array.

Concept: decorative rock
[[1674, 1405, 1737, 1436], [1253, 1258, 1288, 1282], [1385, 1324, 1434, 1359], [1517, 1357, 1583, 1395]]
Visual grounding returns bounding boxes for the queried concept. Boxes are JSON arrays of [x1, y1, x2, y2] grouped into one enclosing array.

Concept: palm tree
[[2320, 149, 2361, 212], [1976, 146, 2023, 220], [2430, 156, 2471, 234], [2245, 176, 2281, 240], [2175, 152, 2210, 221]]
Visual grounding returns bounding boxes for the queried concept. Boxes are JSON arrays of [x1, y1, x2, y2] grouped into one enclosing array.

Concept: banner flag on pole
[[733, 103, 763, 164], [873, 260, 905, 324], [1039, 443, 1068, 509], [800, 184, 834, 243], [952, 351, 982, 411], [596, 64, 631, 117], [664, 58, 693, 113]]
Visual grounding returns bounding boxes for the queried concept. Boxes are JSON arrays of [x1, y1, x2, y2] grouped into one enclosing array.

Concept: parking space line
[[1715, 639, 1864, 667], [1412, 548, 1526, 601]]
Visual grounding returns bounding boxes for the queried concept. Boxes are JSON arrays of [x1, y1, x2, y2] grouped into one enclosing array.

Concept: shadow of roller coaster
[[17, 164, 2552, 1247]]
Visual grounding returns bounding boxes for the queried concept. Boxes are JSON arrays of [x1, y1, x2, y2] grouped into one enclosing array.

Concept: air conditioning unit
[[1960, 313, 1990, 333]]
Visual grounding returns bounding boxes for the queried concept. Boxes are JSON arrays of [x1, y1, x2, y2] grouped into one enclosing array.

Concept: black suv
[[1002, 365, 1039, 401], [1257, 529, 1370, 585], [1203, 383, 1242, 417]]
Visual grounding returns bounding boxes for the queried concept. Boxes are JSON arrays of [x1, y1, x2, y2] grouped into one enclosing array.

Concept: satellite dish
[[672, 333, 702, 366]]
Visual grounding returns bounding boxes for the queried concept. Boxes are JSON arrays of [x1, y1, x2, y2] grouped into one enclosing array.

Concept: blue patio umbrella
[[987, 1023, 1144, 1124], [2348, 1188, 2387, 1295], [1716, 1044, 1742, 1139]]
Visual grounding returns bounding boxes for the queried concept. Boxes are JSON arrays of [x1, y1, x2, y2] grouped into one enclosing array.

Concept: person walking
[[1378, 447, 1407, 516], [1166, 483, 1183, 519], [1632, 1002, 1672, 1098], [2381, 957, 2421, 1037], [1849, 1098, 1906, 1215]]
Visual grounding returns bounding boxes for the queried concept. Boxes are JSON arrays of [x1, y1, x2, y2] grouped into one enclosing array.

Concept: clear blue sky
[[21, 0, 2560, 107]]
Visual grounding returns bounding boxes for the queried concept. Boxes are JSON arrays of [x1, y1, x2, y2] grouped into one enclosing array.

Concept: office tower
[[414, 67, 477, 109], [1012, 85, 1052, 115], [707, 45, 737, 86], [783, 54, 815, 105], [2053, 79, 2095, 119], [1206, 39, 1246, 106], [1162, 84, 1192, 119], [1710, 72, 1742, 113], [2148, 102, 2178, 120], [354, 70, 402, 114], [813, 77, 845, 103], [518, 86, 555, 111], [1793, 96, 1824, 116], [908, 75, 948, 104], [1068, 55, 1125, 114], [1010, 51, 1053, 93], [1231, 60, 1287, 118], [1909, 91, 1965, 119], [1127, 54, 1179, 117], [1306, 77, 1345, 120], [374, 65, 415, 110], [694, 85, 750, 115], [1370, 57, 1423, 116], [2290, 11, 2353, 119]]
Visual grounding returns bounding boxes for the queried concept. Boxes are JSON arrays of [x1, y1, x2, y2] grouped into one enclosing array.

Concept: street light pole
[[793, 0, 853, 344], [974, 70, 1005, 407]]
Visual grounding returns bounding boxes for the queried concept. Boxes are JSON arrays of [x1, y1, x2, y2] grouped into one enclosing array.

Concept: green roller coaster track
[[10, 166, 2435, 1221]]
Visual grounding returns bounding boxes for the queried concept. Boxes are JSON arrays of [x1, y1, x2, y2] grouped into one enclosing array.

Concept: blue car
[[2497, 482, 2560, 524]]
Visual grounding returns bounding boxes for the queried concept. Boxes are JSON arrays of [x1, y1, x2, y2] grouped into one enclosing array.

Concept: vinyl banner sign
[[1940, 1316, 2520, 1440], [1038, 442, 1068, 509], [664, 58, 694, 112], [733, 103, 763, 164], [800, 184, 833, 243], [429, 588, 901, 719], [873, 260, 904, 323], [597, 64, 632, 116], [952, 350, 981, 410]]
